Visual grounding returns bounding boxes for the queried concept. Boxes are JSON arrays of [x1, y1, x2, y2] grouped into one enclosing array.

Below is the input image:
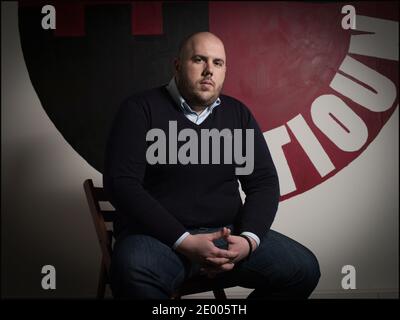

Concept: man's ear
[[174, 58, 180, 73]]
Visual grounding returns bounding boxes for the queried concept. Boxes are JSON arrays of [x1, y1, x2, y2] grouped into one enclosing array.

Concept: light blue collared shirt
[[166, 77, 260, 250], [166, 77, 221, 125]]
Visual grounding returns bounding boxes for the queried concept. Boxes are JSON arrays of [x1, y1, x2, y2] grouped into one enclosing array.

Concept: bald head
[[178, 32, 226, 61], [174, 32, 227, 112]]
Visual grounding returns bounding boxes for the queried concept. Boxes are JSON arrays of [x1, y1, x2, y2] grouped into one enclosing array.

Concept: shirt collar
[[166, 77, 221, 114]]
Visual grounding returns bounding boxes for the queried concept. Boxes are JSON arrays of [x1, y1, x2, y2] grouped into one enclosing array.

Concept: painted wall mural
[[18, 1, 398, 201]]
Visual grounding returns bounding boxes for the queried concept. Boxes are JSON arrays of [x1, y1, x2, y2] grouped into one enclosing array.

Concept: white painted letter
[[330, 55, 396, 112], [311, 95, 368, 152], [287, 114, 335, 177], [349, 15, 398, 61]]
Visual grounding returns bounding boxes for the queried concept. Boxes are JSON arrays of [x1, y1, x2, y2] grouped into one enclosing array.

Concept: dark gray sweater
[[103, 86, 280, 247]]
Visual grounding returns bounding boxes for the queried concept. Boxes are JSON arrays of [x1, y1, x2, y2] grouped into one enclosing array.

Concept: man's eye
[[215, 61, 224, 67], [194, 57, 202, 63]]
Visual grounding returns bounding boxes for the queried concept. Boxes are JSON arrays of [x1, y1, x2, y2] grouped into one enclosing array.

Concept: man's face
[[175, 34, 226, 108]]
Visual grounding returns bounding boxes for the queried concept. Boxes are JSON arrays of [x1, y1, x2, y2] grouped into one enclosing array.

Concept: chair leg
[[213, 289, 227, 299], [171, 292, 182, 299], [97, 261, 107, 299]]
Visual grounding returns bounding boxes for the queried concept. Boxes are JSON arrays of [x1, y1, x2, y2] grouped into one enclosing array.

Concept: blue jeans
[[110, 227, 320, 299]]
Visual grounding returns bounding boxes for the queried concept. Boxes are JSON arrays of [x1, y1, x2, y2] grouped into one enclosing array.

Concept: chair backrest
[[83, 179, 115, 273]]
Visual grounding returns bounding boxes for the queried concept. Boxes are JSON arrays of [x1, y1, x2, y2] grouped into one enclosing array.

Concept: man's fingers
[[212, 248, 238, 259], [219, 262, 235, 271], [206, 257, 231, 266], [208, 227, 231, 241], [226, 234, 236, 244], [222, 227, 231, 237], [208, 230, 223, 241]]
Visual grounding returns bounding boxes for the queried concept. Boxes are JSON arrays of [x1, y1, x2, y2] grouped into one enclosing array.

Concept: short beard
[[176, 76, 221, 108]]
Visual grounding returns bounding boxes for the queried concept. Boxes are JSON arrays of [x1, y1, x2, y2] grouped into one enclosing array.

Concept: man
[[103, 32, 320, 299]]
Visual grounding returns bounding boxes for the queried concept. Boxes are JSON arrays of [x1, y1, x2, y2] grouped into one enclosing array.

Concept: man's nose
[[202, 60, 214, 76]]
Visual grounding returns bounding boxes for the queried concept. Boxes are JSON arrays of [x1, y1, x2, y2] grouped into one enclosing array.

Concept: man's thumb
[[209, 227, 230, 240]]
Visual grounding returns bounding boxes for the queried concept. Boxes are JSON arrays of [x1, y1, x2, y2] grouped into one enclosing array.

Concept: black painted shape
[[18, 2, 209, 173]]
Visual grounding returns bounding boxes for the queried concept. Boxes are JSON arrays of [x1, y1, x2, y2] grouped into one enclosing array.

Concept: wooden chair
[[83, 179, 228, 299]]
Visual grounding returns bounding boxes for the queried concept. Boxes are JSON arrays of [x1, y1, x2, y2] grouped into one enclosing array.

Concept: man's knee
[[291, 247, 320, 296], [265, 243, 320, 298], [110, 234, 186, 298]]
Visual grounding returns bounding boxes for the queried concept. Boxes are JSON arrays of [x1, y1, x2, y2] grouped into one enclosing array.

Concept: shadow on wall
[[2, 137, 102, 298]]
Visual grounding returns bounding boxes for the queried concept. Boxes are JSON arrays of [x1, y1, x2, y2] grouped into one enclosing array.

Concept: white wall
[[2, 1, 398, 298]]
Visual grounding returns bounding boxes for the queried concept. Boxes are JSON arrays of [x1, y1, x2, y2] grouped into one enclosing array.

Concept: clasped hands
[[176, 227, 256, 278]]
